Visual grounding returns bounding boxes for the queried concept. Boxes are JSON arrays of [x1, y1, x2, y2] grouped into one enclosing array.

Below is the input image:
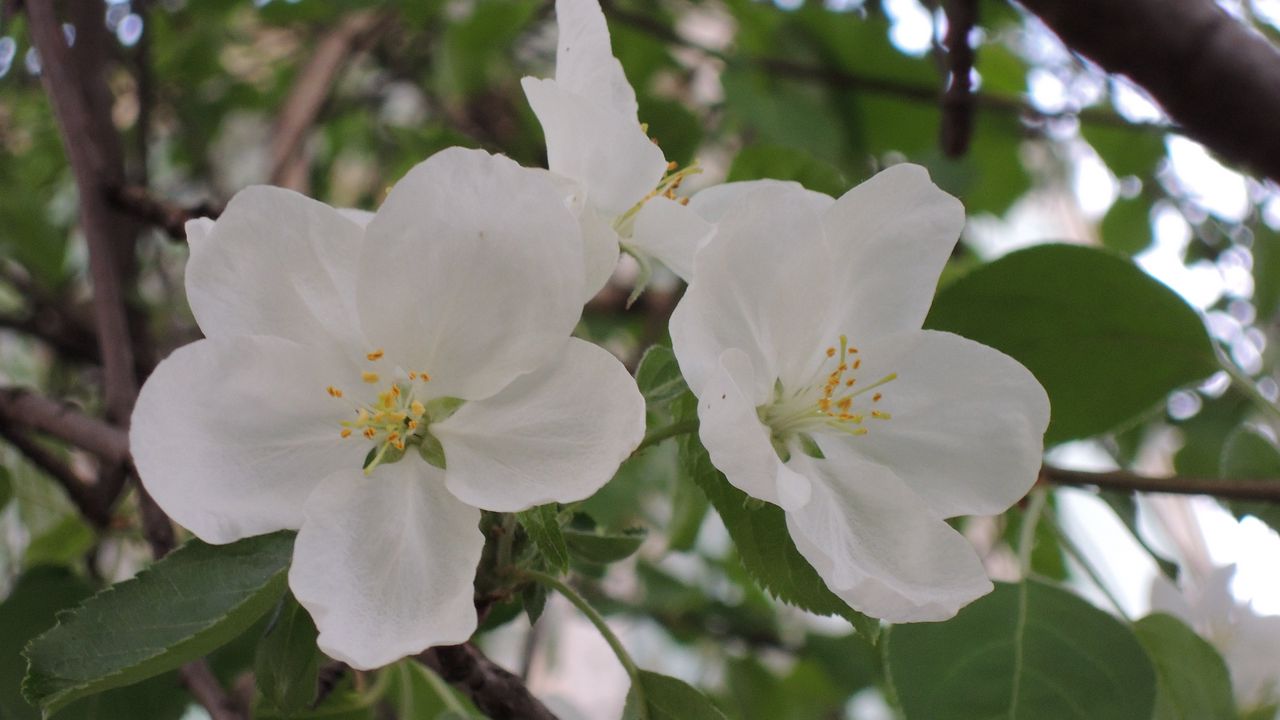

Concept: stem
[[1017, 487, 1049, 577], [633, 420, 699, 454], [497, 513, 517, 574], [1217, 348, 1280, 427], [522, 569, 649, 719]]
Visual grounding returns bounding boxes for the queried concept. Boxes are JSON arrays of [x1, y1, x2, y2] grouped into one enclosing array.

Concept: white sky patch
[[1072, 146, 1117, 220], [883, 0, 933, 56], [1166, 136, 1251, 222], [1135, 203, 1226, 310], [1028, 67, 1069, 114], [1111, 79, 1167, 124]]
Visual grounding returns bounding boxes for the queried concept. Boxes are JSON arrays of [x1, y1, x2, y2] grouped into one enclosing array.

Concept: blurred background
[[2, 0, 1280, 718]]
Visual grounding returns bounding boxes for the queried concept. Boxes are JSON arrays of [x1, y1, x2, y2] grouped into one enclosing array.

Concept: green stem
[[1218, 347, 1280, 426], [496, 513, 517, 574], [633, 420, 699, 454], [522, 569, 649, 719], [1017, 487, 1049, 576]]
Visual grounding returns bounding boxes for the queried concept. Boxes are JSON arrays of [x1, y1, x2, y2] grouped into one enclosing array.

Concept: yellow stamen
[[410, 401, 426, 417], [363, 427, 376, 439], [362, 371, 379, 384], [326, 385, 343, 398], [366, 349, 384, 361], [340, 428, 352, 438]]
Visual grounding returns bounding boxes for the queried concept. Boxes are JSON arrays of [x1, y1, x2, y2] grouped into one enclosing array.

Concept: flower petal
[[580, 200, 622, 301], [522, 76, 667, 217], [670, 185, 838, 396], [185, 186, 364, 349], [289, 461, 483, 670], [784, 448, 993, 622], [130, 335, 366, 544], [687, 179, 833, 224], [697, 349, 811, 510], [629, 196, 712, 282], [822, 163, 965, 341], [552, 0, 639, 119], [835, 329, 1048, 518], [359, 147, 584, 401], [183, 217, 216, 254], [433, 338, 644, 512]]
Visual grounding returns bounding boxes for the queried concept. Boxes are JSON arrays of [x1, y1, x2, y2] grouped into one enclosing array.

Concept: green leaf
[[255, 593, 320, 717], [1218, 427, 1280, 533], [1081, 124, 1166, 178], [634, 346, 688, 408], [1133, 613, 1237, 720], [886, 580, 1156, 720], [622, 670, 727, 720], [389, 662, 482, 720], [726, 145, 848, 198], [673, 394, 879, 641], [563, 525, 647, 565], [518, 504, 569, 574], [521, 582, 548, 625], [925, 244, 1217, 444], [1100, 196, 1152, 255], [24, 532, 295, 716], [665, 470, 709, 553], [23, 516, 95, 569]]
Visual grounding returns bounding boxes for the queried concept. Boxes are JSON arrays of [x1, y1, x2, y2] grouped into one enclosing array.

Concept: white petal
[[290, 461, 483, 670], [784, 449, 993, 622], [688, 180, 833, 224], [697, 349, 811, 510], [522, 76, 667, 217], [359, 147, 584, 401], [552, 0, 638, 118], [630, 196, 712, 282], [337, 208, 375, 227], [130, 336, 366, 544], [185, 186, 364, 349], [822, 163, 965, 341], [433, 338, 644, 512], [579, 201, 621, 301], [832, 329, 1048, 518], [183, 217, 216, 254], [670, 185, 838, 396]]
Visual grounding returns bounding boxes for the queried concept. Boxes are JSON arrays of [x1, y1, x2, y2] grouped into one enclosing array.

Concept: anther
[[340, 428, 352, 438], [326, 386, 343, 398], [366, 349, 384, 361], [872, 410, 892, 420], [410, 401, 425, 417], [363, 428, 376, 439], [666, 161, 678, 171], [826, 347, 836, 357], [873, 393, 882, 402], [362, 371, 379, 384]]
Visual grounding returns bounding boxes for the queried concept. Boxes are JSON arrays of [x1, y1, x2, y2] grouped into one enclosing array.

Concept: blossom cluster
[[130, 0, 1048, 669]]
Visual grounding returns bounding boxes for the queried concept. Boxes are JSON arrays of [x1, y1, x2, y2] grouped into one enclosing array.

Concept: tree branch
[[107, 185, 221, 242], [0, 423, 113, 527], [940, 0, 977, 156], [270, 10, 393, 192], [416, 643, 559, 720], [26, 1, 139, 424], [179, 661, 248, 720], [1040, 465, 1280, 502], [0, 388, 129, 465], [1016, 0, 1280, 182]]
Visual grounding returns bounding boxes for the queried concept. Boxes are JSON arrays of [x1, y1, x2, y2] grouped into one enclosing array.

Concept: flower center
[[613, 155, 702, 235], [758, 335, 896, 458], [326, 349, 457, 474]]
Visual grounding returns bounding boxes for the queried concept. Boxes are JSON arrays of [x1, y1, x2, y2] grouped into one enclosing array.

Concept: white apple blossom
[[130, 147, 646, 670], [669, 164, 1050, 621], [1151, 565, 1280, 713], [521, 0, 712, 295]]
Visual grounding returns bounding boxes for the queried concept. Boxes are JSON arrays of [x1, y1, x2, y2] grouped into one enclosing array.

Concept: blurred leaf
[[726, 145, 848, 197], [1133, 613, 1237, 720], [635, 345, 689, 408], [666, 470, 709, 553], [721, 67, 844, 161], [1082, 124, 1166, 178], [23, 515, 95, 569], [564, 522, 647, 564], [24, 532, 294, 716], [0, 467, 12, 512], [1100, 196, 1153, 254], [1219, 427, 1280, 533], [675, 394, 879, 641], [639, 98, 703, 168], [518, 503, 569, 574], [255, 593, 320, 718], [389, 661, 483, 720], [926, 244, 1217, 444], [726, 656, 845, 720], [622, 670, 727, 720], [1251, 225, 1280, 323], [436, 0, 539, 99], [886, 580, 1156, 719]]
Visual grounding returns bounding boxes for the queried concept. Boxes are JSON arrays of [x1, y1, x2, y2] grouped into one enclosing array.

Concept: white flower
[[521, 0, 711, 295], [1152, 565, 1280, 712], [130, 147, 646, 669], [669, 164, 1050, 621]]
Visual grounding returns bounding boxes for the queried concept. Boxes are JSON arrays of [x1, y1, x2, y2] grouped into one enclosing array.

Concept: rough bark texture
[[1018, 0, 1280, 181]]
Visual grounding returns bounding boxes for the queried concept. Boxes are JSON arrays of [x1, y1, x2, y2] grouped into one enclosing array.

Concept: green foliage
[[0, 467, 12, 511], [23, 532, 295, 716], [726, 145, 848, 197], [22, 516, 95, 569], [886, 580, 1156, 720], [1133, 613, 1237, 720], [1082, 125, 1167, 178], [1100, 196, 1153, 254], [622, 670, 728, 720], [518, 503, 570, 574], [634, 346, 689, 409], [674, 394, 879, 641], [564, 520, 647, 564], [926, 244, 1218, 444], [1218, 427, 1280, 532], [387, 662, 484, 720], [255, 594, 320, 717]]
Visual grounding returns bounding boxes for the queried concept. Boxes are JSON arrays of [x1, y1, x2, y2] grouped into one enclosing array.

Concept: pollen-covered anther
[[366, 349, 384, 361], [362, 371, 380, 384], [326, 386, 343, 398], [340, 428, 352, 439]]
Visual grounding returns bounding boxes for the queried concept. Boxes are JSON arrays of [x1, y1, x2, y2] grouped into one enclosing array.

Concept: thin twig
[[0, 423, 112, 527], [1040, 465, 1280, 502], [940, 0, 977, 156], [0, 388, 129, 464], [107, 185, 221, 241], [179, 661, 249, 720]]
